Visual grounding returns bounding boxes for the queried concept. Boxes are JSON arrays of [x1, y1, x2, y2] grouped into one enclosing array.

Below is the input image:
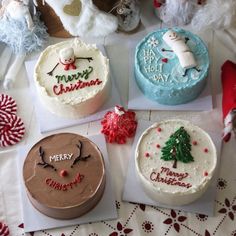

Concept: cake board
[[123, 120, 222, 216], [17, 134, 117, 233], [24, 45, 122, 133]]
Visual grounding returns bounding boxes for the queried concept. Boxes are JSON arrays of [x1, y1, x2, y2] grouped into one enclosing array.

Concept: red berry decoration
[[204, 171, 208, 176], [204, 148, 209, 153], [145, 152, 150, 157], [60, 170, 68, 177], [156, 144, 161, 148], [157, 127, 162, 132], [0, 222, 10, 236], [101, 106, 137, 144], [192, 141, 198, 145], [0, 113, 25, 147], [0, 94, 17, 116]]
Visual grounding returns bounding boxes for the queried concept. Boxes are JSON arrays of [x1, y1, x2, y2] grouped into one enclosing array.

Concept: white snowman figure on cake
[[48, 47, 93, 76], [59, 47, 77, 71], [162, 30, 200, 76]]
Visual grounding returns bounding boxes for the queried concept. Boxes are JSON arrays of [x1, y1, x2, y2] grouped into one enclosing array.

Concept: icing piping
[[71, 141, 91, 168]]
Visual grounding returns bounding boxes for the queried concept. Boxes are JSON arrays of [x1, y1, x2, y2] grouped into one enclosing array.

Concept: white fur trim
[[45, 0, 118, 37]]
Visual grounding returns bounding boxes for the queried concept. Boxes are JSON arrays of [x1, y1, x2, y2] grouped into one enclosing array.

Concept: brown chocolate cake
[[23, 133, 105, 219]]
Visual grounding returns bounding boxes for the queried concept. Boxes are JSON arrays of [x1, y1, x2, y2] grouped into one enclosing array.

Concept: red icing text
[[45, 173, 84, 191], [150, 167, 192, 189], [53, 78, 102, 95]]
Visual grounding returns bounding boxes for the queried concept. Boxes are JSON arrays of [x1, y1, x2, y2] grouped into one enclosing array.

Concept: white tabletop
[[1, 1, 236, 235]]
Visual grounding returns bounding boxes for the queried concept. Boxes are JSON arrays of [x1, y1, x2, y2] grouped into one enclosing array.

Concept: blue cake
[[134, 28, 209, 105]]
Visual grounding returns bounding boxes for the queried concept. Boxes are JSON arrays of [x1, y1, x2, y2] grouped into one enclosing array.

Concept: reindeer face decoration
[[37, 141, 91, 182], [23, 133, 106, 219]]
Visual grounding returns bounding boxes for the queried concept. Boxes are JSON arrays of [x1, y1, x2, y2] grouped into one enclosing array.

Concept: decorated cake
[[34, 39, 111, 118], [134, 28, 209, 105], [23, 133, 105, 219], [135, 119, 217, 206]]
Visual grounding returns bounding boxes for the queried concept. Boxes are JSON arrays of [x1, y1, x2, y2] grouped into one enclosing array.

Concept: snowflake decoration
[[147, 36, 159, 48]]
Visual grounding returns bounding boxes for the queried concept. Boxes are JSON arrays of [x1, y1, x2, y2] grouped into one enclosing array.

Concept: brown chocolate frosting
[[23, 133, 105, 219]]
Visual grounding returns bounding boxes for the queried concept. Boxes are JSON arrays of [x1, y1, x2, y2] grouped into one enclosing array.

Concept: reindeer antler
[[71, 141, 91, 168], [37, 146, 57, 171]]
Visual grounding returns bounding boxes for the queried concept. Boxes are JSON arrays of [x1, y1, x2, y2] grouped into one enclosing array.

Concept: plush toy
[[221, 61, 236, 142], [37, 0, 118, 37], [155, 0, 199, 26], [191, 0, 236, 31], [0, 0, 48, 90]]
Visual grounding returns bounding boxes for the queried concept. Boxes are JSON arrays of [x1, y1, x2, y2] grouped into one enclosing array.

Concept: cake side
[[134, 28, 209, 105], [34, 39, 111, 118], [23, 133, 106, 219], [135, 120, 217, 206]]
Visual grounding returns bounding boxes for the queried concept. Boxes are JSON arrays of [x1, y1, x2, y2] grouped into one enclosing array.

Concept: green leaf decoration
[[161, 126, 194, 169]]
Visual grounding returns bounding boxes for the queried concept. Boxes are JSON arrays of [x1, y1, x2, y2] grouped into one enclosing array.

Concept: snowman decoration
[[47, 47, 93, 76], [162, 30, 200, 76]]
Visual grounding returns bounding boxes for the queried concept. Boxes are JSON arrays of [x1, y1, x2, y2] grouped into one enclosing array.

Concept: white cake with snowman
[[34, 38, 111, 119]]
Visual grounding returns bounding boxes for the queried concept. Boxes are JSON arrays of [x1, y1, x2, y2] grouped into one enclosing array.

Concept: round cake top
[[135, 120, 217, 195], [34, 39, 109, 105], [135, 28, 209, 88], [23, 133, 105, 208]]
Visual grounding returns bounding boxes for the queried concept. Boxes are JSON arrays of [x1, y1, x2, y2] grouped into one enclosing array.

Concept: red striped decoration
[[0, 94, 17, 116], [0, 222, 10, 236], [0, 113, 25, 147]]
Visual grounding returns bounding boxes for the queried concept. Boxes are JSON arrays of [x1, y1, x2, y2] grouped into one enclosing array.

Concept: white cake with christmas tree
[[135, 119, 217, 206]]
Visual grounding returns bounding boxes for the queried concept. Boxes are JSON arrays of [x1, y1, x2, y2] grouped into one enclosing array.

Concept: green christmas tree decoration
[[161, 126, 194, 169]]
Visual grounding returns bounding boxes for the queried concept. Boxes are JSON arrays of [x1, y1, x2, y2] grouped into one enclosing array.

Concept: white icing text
[[49, 153, 73, 162]]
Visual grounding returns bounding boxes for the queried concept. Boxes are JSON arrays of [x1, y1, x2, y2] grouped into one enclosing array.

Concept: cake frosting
[[134, 28, 209, 105], [135, 119, 217, 206], [34, 38, 111, 118], [23, 133, 105, 219]]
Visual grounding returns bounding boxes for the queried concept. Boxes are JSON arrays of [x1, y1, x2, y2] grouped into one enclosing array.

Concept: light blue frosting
[[134, 28, 209, 105]]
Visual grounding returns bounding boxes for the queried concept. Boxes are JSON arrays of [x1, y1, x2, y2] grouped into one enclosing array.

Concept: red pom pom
[[0, 113, 25, 147], [101, 106, 137, 144]]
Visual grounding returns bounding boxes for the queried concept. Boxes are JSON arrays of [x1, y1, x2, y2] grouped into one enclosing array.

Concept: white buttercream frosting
[[34, 38, 111, 118], [135, 119, 217, 206]]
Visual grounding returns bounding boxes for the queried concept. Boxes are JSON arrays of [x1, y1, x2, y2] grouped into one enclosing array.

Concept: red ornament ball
[[0, 113, 25, 147], [156, 144, 161, 148], [204, 148, 209, 153], [101, 106, 137, 144]]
